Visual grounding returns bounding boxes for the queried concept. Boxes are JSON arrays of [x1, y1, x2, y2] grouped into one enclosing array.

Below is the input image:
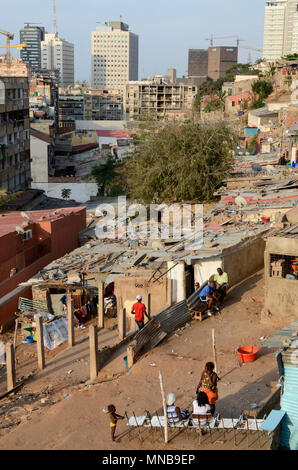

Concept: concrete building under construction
[[124, 77, 197, 120], [0, 76, 31, 192]]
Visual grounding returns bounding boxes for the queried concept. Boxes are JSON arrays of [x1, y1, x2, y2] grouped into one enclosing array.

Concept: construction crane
[[239, 45, 262, 53], [0, 29, 15, 67], [206, 35, 244, 47], [0, 43, 27, 67]]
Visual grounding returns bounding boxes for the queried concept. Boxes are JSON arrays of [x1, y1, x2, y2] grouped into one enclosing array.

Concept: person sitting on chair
[[166, 393, 189, 425], [214, 268, 229, 301], [199, 281, 220, 316], [192, 391, 212, 434]]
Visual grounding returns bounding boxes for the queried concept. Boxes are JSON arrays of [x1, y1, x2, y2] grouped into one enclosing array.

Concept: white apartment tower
[[91, 21, 139, 90], [41, 33, 74, 86], [263, 0, 298, 61]]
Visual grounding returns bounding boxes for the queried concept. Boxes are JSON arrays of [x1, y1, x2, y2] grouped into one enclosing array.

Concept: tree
[[122, 121, 234, 204], [250, 79, 273, 109], [281, 53, 298, 61], [61, 188, 71, 200], [92, 156, 117, 196]]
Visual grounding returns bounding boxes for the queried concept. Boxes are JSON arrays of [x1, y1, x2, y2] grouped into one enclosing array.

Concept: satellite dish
[[235, 196, 248, 208], [15, 226, 25, 234], [252, 163, 263, 172]]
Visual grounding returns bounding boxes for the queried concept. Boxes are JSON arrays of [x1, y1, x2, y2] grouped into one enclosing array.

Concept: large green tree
[[92, 156, 117, 196], [122, 121, 234, 204]]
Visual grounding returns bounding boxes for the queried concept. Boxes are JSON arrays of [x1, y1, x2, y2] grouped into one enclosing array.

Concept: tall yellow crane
[[0, 29, 27, 68]]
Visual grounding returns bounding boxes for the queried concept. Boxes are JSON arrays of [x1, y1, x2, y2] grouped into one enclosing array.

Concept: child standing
[[108, 404, 124, 443]]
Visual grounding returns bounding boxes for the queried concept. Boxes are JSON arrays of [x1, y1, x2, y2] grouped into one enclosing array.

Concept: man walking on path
[[131, 295, 150, 330]]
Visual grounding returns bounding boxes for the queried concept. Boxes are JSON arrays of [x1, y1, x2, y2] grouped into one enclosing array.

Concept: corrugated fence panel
[[280, 364, 298, 450], [134, 317, 167, 355], [157, 300, 190, 334]]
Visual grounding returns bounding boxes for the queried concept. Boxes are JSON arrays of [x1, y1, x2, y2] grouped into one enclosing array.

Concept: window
[[270, 254, 298, 279], [22, 230, 33, 241]]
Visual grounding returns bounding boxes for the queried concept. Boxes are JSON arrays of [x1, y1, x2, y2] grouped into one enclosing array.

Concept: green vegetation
[[281, 53, 298, 61], [92, 156, 117, 196], [250, 79, 273, 109], [61, 188, 72, 200], [121, 121, 234, 204]]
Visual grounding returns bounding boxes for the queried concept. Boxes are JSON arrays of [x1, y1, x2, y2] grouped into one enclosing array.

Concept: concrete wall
[[193, 257, 222, 286], [264, 236, 298, 322], [114, 275, 168, 333], [30, 136, 49, 183], [222, 236, 266, 287], [167, 262, 186, 303], [31, 182, 98, 203]]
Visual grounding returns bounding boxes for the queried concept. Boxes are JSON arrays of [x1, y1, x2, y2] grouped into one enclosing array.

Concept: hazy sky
[[4, 0, 265, 82]]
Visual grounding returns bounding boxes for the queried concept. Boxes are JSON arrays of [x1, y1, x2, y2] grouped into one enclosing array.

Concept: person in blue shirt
[[199, 281, 220, 316]]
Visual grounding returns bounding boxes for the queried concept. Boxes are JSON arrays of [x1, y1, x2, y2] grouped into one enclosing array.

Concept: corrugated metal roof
[[280, 364, 298, 450], [262, 321, 298, 348], [265, 224, 298, 239]]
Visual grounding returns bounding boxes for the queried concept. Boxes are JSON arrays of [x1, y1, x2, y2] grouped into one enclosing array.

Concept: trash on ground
[[148, 362, 156, 367]]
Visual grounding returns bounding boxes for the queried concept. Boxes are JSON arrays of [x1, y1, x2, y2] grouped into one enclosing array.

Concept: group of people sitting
[[166, 362, 219, 435], [195, 268, 229, 317]]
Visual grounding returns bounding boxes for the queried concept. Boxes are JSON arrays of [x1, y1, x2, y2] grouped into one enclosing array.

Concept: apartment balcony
[[7, 143, 15, 157], [0, 123, 6, 138]]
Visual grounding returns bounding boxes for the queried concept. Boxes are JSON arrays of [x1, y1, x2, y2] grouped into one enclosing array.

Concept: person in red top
[[131, 295, 150, 330]]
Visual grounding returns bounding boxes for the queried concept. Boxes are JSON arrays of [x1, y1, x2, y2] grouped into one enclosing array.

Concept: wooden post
[[13, 319, 18, 350], [67, 295, 75, 348], [118, 307, 126, 341], [6, 343, 16, 391], [146, 293, 151, 322], [89, 325, 98, 381], [167, 278, 173, 306], [98, 282, 104, 329], [159, 370, 168, 444], [36, 316, 45, 370], [212, 328, 218, 374]]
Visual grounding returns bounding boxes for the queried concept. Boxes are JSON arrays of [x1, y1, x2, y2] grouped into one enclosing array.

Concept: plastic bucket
[[237, 346, 258, 363], [261, 217, 270, 223]]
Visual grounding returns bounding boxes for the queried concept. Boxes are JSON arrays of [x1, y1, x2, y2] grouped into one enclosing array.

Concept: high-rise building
[[91, 21, 139, 90], [207, 46, 238, 81], [263, 1, 287, 60], [263, 0, 298, 61], [0, 77, 31, 192], [19, 24, 45, 70], [188, 49, 208, 83], [41, 33, 74, 87], [283, 0, 298, 55]]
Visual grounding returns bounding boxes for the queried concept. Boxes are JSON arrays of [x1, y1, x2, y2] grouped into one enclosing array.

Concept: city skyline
[[3, 0, 265, 82]]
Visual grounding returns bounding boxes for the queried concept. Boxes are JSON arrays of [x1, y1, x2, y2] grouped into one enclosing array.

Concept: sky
[[3, 0, 265, 82]]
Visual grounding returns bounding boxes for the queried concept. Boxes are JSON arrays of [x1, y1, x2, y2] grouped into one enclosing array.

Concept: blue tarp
[[244, 127, 259, 137], [260, 410, 286, 432]]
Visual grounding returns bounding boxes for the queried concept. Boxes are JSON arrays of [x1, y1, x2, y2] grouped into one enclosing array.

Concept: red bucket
[[261, 217, 270, 223], [237, 346, 258, 363]]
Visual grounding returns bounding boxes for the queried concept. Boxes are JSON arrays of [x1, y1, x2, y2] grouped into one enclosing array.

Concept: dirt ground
[[0, 269, 284, 450]]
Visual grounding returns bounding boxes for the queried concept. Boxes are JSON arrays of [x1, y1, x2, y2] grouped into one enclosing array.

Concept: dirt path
[[0, 270, 283, 450]]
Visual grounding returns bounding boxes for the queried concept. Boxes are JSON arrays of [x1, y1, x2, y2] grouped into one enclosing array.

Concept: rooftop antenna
[[53, 0, 57, 36]]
